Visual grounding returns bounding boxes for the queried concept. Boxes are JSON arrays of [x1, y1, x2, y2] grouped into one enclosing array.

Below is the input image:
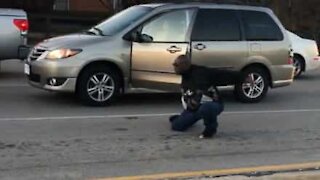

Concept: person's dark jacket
[[181, 65, 240, 111]]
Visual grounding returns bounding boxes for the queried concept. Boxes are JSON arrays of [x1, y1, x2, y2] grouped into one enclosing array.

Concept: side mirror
[[123, 31, 153, 43], [123, 32, 136, 42], [139, 33, 153, 43]]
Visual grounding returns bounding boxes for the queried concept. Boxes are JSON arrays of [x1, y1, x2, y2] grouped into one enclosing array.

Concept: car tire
[[76, 66, 121, 106], [234, 67, 269, 103], [293, 55, 304, 78]]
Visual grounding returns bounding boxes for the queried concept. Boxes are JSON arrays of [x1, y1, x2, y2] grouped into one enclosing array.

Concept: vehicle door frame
[[123, 7, 199, 83]]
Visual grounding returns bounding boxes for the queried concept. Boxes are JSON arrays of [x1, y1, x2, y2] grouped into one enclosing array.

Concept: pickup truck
[[0, 8, 29, 60]]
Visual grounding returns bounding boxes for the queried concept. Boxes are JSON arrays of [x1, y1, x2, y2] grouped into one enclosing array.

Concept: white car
[[287, 31, 320, 77]]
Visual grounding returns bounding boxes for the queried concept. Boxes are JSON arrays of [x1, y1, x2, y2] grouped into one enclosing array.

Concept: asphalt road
[[0, 60, 320, 180]]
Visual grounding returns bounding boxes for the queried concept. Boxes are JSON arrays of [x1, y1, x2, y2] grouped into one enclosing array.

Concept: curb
[[94, 161, 320, 180]]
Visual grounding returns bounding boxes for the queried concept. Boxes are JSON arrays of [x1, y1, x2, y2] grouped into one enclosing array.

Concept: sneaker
[[199, 128, 216, 139], [169, 115, 179, 123]]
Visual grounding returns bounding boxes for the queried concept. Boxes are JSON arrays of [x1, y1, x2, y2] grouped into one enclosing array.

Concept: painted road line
[[1, 108, 320, 121], [224, 108, 320, 115], [0, 84, 29, 87], [0, 113, 176, 121], [94, 161, 320, 180]]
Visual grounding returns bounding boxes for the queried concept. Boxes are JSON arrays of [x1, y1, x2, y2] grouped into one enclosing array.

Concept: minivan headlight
[[46, 49, 82, 60]]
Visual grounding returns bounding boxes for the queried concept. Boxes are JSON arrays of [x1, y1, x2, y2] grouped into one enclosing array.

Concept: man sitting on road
[[170, 55, 239, 139]]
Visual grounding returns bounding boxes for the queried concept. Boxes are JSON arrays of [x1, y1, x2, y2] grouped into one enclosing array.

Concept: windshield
[[94, 6, 152, 36]]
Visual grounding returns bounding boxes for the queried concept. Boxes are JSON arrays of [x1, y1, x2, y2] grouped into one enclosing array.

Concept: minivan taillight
[[13, 19, 29, 31]]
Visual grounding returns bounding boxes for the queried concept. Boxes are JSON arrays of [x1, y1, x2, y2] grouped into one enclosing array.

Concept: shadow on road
[[35, 90, 239, 107], [294, 73, 320, 81], [0, 72, 26, 80]]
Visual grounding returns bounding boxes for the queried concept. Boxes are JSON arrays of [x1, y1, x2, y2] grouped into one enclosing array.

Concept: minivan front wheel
[[234, 67, 269, 103], [293, 56, 304, 78], [77, 66, 120, 106]]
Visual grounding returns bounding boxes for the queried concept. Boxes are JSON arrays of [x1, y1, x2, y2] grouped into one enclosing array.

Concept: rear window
[[191, 9, 241, 41], [241, 10, 283, 41]]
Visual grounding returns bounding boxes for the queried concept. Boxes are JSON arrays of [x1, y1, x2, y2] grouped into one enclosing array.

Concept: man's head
[[173, 55, 191, 75]]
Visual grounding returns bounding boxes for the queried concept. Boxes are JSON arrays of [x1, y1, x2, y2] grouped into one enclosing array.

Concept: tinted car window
[[141, 9, 195, 42], [241, 10, 283, 41], [191, 9, 241, 41]]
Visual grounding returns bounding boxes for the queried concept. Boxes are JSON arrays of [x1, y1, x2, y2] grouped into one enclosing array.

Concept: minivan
[[25, 3, 294, 106]]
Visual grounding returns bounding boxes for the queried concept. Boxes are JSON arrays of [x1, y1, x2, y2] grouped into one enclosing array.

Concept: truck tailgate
[[0, 9, 28, 60]]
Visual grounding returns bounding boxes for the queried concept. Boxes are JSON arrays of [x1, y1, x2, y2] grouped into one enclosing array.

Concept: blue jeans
[[171, 101, 224, 133]]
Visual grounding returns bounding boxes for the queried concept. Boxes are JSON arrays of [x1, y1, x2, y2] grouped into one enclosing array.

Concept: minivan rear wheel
[[77, 66, 121, 106], [234, 67, 269, 103]]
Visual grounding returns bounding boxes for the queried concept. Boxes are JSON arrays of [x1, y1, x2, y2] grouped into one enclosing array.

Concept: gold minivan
[[25, 3, 294, 106]]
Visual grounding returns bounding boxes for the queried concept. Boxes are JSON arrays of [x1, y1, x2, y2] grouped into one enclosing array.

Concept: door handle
[[194, 43, 206, 51], [167, 46, 182, 54]]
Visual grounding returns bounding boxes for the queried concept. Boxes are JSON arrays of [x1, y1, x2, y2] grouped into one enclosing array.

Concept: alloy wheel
[[86, 73, 115, 102], [294, 58, 302, 77], [242, 73, 265, 99]]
